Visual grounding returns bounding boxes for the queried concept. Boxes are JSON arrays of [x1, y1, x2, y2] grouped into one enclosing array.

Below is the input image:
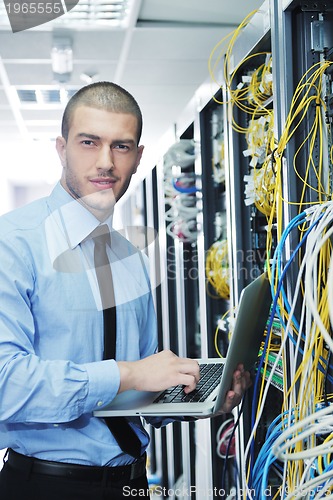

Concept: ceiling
[[0, 0, 263, 197]]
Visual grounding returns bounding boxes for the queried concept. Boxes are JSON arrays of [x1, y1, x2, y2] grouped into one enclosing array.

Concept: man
[[0, 82, 249, 499]]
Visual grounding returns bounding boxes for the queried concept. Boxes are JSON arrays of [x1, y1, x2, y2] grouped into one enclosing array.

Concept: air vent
[[39, 90, 61, 103], [16, 90, 37, 103], [16, 88, 77, 104]]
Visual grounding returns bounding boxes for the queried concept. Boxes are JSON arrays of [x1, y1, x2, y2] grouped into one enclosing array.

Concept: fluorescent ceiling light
[[15, 86, 78, 106], [0, 0, 136, 29], [61, 0, 135, 27]]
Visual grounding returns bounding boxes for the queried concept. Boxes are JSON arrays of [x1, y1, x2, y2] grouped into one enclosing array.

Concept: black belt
[[6, 449, 147, 482]]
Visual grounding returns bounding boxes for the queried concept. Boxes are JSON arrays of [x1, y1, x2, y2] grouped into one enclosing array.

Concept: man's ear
[[55, 136, 67, 167], [133, 145, 144, 174]]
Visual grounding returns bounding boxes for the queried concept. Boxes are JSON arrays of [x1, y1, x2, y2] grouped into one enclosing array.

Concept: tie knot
[[90, 224, 111, 247]]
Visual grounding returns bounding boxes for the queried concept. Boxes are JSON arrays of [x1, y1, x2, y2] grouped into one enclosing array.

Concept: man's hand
[[193, 363, 251, 420], [219, 363, 251, 414], [117, 350, 200, 394], [118, 354, 251, 415]]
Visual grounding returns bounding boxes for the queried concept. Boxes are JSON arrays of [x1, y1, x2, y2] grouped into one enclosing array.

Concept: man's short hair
[[61, 81, 143, 144]]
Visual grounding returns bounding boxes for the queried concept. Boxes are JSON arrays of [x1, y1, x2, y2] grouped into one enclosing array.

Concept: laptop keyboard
[[153, 363, 224, 404]]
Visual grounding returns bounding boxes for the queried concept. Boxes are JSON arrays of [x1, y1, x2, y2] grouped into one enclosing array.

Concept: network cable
[[205, 239, 230, 300], [245, 203, 333, 497], [163, 140, 201, 243]]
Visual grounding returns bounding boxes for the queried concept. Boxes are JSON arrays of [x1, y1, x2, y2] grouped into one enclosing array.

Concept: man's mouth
[[90, 178, 115, 189]]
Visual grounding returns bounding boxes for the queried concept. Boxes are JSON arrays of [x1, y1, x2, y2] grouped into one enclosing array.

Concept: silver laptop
[[93, 272, 272, 418]]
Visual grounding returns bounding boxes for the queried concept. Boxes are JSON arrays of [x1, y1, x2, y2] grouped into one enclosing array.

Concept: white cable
[[297, 456, 317, 493], [242, 241, 307, 493], [216, 418, 235, 459], [272, 404, 333, 459], [284, 470, 333, 500], [314, 479, 333, 499], [245, 202, 333, 494], [304, 204, 333, 353]]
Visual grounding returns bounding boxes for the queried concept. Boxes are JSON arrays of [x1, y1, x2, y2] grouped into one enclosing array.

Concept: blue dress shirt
[[0, 182, 160, 466]]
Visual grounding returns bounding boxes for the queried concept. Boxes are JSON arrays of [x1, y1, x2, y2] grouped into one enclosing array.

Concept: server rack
[[225, 0, 333, 496], [126, 0, 333, 496], [221, 5, 279, 495], [198, 90, 241, 494], [269, 2, 333, 496], [145, 128, 200, 497]]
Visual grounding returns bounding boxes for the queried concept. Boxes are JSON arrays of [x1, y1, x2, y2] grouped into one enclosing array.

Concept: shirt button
[[97, 401, 104, 407]]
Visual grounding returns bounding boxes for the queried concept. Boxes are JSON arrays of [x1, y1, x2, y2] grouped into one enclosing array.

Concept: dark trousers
[[0, 460, 151, 500]]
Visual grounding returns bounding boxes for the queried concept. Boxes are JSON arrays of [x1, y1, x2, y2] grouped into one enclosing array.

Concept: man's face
[[56, 105, 144, 220]]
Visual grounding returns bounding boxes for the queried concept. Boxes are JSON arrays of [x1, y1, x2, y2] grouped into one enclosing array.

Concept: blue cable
[[269, 211, 332, 381], [172, 178, 199, 194], [253, 411, 294, 494], [270, 211, 307, 331], [251, 412, 292, 495], [248, 211, 324, 484], [253, 403, 333, 497]]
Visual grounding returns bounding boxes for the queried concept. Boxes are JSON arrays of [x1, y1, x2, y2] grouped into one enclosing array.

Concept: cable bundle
[[244, 113, 275, 169], [243, 112, 276, 217], [210, 107, 226, 185], [225, 54, 273, 135], [272, 59, 333, 228], [216, 418, 236, 459], [212, 143, 225, 184], [272, 405, 333, 499], [243, 202, 333, 498], [208, 10, 274, 129], [248, 56, 273, 108], [163, 140, 201, 243], [209, 10, 277, 223], [209, 15, 333, 500], [205, 239, 230, 299], [208, 9, 258, 103], [163, 139, 197, 171], [244, 159, 276, 217]]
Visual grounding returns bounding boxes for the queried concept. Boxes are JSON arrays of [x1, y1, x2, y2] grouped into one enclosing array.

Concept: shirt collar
[[48, 182, 113, 249]]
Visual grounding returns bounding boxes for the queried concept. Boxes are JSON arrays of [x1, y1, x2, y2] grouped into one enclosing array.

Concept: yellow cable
[[205, 240, 230, 300]]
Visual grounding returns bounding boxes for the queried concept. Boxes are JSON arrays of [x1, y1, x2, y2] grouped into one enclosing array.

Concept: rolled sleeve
[[82, 359, 120, 412]]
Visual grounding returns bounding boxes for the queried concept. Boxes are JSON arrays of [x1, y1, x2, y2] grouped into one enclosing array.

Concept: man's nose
[[97, 146, 114, 170]]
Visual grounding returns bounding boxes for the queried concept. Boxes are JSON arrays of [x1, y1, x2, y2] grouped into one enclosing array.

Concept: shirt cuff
[[82, 359, 120, 413]]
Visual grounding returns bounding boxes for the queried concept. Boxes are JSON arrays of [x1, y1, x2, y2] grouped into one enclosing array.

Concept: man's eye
[[115, 144, 129, 150], [82, 140, 94, 146]]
